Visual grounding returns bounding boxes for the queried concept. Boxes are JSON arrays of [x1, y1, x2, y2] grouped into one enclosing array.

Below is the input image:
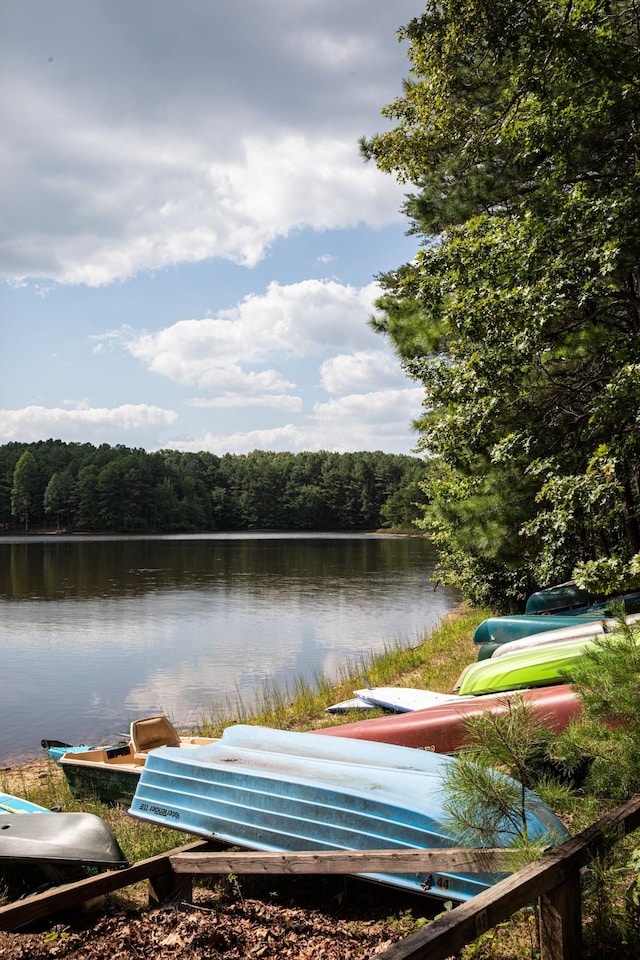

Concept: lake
[[0, 532, 461, 763]]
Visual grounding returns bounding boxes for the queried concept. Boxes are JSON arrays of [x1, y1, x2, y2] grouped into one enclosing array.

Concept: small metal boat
[[128, 724, 570, 904]]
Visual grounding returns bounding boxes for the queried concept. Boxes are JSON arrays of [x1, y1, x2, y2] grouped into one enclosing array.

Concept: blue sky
[[1, 1, 426, 456]]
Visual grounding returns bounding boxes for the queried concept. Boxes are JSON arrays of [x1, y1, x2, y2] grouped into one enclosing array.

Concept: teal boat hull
[[128, 724, 569, 904], [473, 614, 605, 646], [525, 585, 640, 616], [476, 593, 640, 646]]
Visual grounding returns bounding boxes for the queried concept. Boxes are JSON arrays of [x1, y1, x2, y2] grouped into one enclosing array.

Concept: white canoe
[[352, 687, 462, 713], [491, 612, 640, 659]]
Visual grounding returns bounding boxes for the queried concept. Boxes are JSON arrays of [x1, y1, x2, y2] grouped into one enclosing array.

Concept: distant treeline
[[1, 440, 426, 533]]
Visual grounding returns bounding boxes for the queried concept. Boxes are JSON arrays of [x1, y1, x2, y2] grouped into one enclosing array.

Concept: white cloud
[[126, 279, 382, 387], [165, 387, 424, 456], [171, 424, 308, 456], [0, 404, 178, 444], [320, 350, 408, 394], [5, 133, 403, 286], [1, 2, 416, 285], [1, 3, 424, 457], [310, 388, 424, 451], [187, 394, 303, 412]]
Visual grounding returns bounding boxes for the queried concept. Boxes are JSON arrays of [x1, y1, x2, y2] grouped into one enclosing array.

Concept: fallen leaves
[[0, 881, 421, 960]]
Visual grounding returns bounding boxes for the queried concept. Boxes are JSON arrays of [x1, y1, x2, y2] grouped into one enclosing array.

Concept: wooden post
[[148, 870, 192, 908], [539, 867, 583, 960]]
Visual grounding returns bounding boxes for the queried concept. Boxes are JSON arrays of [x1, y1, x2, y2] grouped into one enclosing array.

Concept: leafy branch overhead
[[364, 0, 640, 608]]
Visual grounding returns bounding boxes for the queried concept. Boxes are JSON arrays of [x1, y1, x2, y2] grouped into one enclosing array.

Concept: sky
[[0, 1, 427, 457]]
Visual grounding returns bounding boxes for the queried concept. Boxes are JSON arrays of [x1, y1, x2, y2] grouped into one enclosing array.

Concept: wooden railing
[[1, 795, 639, 959]]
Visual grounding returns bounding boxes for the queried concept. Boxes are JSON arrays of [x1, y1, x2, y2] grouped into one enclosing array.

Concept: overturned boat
[[457, 630, 634, 697], [0, 794, 128, 899], [315, 684, 581, 753], [128, 724, 569, 903]]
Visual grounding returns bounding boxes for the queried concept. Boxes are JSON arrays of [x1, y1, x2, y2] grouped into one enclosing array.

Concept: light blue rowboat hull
[[0, 792, 51, 815], [128, 724, 569, 903]]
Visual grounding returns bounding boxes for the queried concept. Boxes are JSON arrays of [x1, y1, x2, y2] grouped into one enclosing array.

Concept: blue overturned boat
[[475, 592, 640, 648], [128, 724, 569, 903]]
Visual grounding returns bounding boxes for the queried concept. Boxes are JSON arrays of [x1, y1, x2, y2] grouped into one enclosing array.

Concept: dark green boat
[[524, 581, 602, 614]]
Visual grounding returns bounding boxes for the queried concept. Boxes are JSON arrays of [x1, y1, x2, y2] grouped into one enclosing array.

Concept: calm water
[[0, 533, 460, 762]]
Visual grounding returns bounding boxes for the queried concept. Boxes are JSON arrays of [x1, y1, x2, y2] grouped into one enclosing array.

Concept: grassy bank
[[198, 602, 490, 736]]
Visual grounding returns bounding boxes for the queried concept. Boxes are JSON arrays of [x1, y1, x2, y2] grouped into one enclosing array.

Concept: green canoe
[[457, 631, 630, 697]]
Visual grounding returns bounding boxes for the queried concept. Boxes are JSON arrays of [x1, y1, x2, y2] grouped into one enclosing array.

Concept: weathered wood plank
[[170, 847, 512, 875]]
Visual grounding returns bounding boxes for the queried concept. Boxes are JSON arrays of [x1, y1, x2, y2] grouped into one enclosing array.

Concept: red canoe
[[314, 684, 581, 754]]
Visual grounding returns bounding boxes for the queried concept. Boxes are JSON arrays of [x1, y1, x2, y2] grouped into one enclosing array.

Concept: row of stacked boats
[[7, 582, 638, 908]]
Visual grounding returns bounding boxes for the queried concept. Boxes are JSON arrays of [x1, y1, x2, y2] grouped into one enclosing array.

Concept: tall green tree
[[44, 470, 75, 531], [363, 1, 640, 607], [11, 451, 40, 531]]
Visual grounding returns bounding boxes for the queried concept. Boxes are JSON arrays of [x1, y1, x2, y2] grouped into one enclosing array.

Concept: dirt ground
[[0, 891, 418, 960], [0, 757, 430, 960]]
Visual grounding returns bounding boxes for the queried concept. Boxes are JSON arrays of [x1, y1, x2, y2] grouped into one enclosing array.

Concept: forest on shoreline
[[1, 440, 425, 535]]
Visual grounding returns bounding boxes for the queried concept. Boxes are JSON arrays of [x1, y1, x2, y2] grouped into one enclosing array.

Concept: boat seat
[[130, 715, 181, 756]]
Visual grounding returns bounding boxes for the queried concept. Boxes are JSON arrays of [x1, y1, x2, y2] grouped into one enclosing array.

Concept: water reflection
[[0, 534, 460, 761], [1, 533, 435, 600]]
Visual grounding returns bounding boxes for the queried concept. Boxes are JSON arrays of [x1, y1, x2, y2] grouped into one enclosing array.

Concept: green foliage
[[10, 450, 40, 530], [579, 837, 640, 958], [626, 848, 640, 934], [441, 698, 566, 876], [0, 441, 425, 534], [553, 620, 640, 801], [453, 698, 555, 791], [443, 758, 536, 848], [363, 1, 640, 607]]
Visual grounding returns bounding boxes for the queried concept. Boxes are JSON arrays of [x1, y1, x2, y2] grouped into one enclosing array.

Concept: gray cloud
[[1, 1, 420, 284]]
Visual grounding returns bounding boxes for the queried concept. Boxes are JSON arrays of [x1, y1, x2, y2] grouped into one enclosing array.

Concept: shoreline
[[1, 754, 56, 793]]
